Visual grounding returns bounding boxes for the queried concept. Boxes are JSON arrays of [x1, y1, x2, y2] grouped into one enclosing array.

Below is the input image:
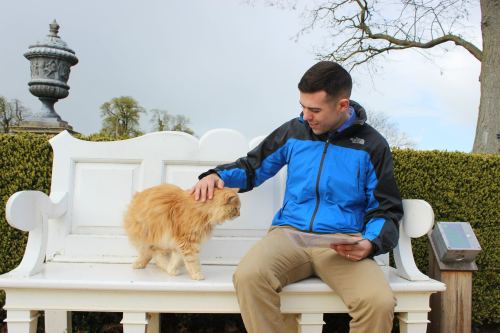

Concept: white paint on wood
[[4, 310, 39, 333], [402, 200, 434, 238], [394, 199, 435, 281], [45, 310, 71, 333]]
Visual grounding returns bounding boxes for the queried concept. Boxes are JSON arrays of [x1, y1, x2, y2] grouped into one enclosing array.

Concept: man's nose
[[303, 110, 312, 121]]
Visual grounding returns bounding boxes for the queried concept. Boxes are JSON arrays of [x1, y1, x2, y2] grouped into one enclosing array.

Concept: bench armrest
[[5, 191, 68, 277], [393, 199, 434, 281]]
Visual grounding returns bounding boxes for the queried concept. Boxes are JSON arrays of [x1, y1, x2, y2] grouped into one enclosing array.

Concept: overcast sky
[[0, 0, 481, 152]]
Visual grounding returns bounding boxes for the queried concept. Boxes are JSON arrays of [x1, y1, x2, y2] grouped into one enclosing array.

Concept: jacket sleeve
[[362, 144, 404, 256], [198, 122, 291, 193]]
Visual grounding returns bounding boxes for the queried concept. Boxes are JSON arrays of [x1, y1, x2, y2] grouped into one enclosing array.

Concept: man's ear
[[338, 98, 349, 112]]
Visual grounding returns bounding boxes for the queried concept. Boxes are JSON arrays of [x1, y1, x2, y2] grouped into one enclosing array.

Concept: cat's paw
[[190, 272, 205, 280], [166, 267, 180, 276], [132, 261, 147, 269]]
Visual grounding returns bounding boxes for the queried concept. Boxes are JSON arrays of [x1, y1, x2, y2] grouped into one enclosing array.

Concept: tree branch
[[368, 32, 482, 61], [347, 0, 483, 61]]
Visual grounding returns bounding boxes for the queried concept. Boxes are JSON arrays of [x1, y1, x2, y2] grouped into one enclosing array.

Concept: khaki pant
[[233, 227, 395, 333]]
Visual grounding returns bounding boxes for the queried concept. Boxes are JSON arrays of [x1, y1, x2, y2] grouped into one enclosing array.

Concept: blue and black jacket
[[200, 101, 403, 256]]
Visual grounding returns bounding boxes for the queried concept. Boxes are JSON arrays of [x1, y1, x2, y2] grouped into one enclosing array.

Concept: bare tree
[[368, 111, 416, 149], [0, 97, 31, 133], [288, 0, 498, 153], [306, 1, 482, 66], [149, 109, 194, 135], [0, 96, 8, 133], [10, 99, 30, 123]]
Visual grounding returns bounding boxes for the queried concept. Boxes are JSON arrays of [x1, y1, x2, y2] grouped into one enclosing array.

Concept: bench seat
[[1, 262, 444, 332], [1, 262, 444, 295]]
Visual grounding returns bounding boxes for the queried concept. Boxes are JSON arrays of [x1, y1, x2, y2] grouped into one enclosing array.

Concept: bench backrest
[[47, 130, 286, 265]]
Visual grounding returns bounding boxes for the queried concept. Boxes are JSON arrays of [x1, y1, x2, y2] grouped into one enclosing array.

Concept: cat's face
[[210, 188, 241, 224]]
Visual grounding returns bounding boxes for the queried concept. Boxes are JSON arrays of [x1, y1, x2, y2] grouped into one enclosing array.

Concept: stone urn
[[23, 20, 78, 130]]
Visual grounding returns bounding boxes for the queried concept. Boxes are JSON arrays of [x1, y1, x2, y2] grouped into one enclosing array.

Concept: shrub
[[393, 149, 499, 325]]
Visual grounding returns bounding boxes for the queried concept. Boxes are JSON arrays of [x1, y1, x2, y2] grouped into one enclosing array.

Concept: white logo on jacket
[[350, 137, 365, 145]]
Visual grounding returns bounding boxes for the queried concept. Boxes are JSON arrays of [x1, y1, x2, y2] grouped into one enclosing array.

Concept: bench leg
[[146, 313, 160, 333], [398, 312, 429, 333], [297, 313, 325, 333], [4, 310, 39, 333], [45, 310, 72, 333], [121, 312, 148, 333], [121, 312, 159, 333]]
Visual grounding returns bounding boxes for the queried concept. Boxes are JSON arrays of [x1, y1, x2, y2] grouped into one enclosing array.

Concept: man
[[191, 61, 403, 333]]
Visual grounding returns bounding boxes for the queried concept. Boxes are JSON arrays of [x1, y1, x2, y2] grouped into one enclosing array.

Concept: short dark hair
[[298, 61, 352, 100]]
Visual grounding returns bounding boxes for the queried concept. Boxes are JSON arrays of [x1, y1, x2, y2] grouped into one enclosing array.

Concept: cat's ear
[[225, 192, 239, 204], [226, 187, 239, 193]]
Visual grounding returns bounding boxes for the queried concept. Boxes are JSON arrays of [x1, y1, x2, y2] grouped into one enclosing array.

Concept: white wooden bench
[[0, 129, 445, 333]]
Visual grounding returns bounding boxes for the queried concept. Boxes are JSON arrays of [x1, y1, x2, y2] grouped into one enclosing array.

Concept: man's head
[[298, 61, 353, 135], [298, 61, 352, 99]]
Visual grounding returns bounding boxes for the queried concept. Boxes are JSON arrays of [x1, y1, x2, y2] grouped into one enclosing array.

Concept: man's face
[[299, 90, 350, 135]]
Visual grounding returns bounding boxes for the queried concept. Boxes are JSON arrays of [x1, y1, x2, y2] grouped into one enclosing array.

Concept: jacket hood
[[349, 100, 367, 126]]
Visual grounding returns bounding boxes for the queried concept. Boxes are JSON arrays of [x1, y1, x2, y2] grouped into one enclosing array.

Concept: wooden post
[[428, 235, 477, 333], [45, 310, 72, 333]]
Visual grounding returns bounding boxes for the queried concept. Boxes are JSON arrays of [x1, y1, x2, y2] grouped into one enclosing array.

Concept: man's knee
[[233, 261, 262, 287], [369, 291, 396, 313], [349, 288, 395, 314], [233, 263, 282, 292]]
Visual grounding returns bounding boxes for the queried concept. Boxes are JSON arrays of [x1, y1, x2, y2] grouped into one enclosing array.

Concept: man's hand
[[189, 173, 224, 202], [330, 238, 373, 261]]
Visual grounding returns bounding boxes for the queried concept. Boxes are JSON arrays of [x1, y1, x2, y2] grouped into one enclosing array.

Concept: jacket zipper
[[308, 138, 330, 232]]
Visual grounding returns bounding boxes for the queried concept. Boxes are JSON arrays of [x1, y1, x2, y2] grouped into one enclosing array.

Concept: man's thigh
[[236, 227, 314, 289], [311, 247, 392, 302]]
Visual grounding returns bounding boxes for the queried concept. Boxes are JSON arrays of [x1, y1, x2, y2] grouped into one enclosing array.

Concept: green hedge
[[392, 149, 499, 325], [0, 133, 52, 274], [0, 134, 499, 327]]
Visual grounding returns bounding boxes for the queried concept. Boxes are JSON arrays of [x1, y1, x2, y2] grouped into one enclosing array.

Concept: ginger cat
[[124, 183, 240, 280]]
